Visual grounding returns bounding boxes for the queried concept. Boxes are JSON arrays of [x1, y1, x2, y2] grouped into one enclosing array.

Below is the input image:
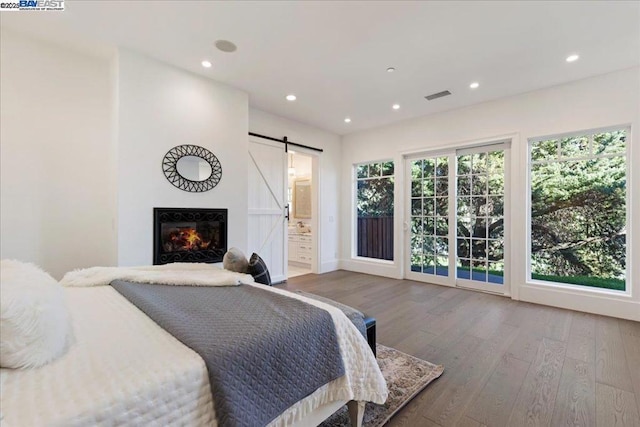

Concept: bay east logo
[[0, 0, 64, 11]]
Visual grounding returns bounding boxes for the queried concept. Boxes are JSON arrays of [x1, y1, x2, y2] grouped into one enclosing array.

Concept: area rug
[[319, 344, 444, 427]]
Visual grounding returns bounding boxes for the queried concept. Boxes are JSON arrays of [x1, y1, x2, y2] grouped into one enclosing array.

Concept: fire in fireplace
[[153, 208, 227, 265], [163, 225, 212, 252]]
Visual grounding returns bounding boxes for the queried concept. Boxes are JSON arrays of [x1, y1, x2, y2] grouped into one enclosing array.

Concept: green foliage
[[461, 269, 625, 291], [357, 161, 394, 218], [531, 274, 625, 291], [530, 130, 626, 289]]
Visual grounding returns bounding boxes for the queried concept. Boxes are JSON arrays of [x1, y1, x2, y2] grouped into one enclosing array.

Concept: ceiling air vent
[[425, 90, 452, 101]]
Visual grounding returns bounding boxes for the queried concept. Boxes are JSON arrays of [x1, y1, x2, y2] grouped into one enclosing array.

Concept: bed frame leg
[[347, 400, 365, 427]]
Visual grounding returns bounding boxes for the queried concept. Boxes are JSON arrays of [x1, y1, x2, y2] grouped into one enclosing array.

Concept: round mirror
[[176, 155, 213, 182], [162, 145, 222, 192]]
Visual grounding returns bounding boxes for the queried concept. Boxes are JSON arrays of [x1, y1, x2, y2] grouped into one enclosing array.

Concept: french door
[[405, 142, 510, 294]]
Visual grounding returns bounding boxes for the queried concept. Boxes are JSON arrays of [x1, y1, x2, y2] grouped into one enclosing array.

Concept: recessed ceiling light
[[392, 104, 400, 110], [201, 60, 212, 68], [344, 117, 351, 123], [566, 54, 579, 63], [386, 67, 396, 73], [215, 40, 237, 53], [286, 94, 297, 101], [469, 82, 480, 89]]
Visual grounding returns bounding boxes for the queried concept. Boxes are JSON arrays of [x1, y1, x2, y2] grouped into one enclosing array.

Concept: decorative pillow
[[248, 253, 272, 286], [223, 247, 249, 273], [0, 260, 72, 369]]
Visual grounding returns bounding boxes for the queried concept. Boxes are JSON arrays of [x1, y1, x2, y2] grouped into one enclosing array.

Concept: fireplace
[[153, 208, 227, 265]]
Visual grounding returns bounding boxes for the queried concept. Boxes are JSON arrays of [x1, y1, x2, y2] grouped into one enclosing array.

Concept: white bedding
[[1, 283, 387, 426], [60, 263, 254, 288], [1, 286, 215, 427]]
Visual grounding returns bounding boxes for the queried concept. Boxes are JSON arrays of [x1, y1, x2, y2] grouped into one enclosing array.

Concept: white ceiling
[[2, 1, 639, 135]]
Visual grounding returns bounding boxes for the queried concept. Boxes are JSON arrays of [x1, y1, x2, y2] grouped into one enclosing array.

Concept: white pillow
[[0, 260, 72, 369], [223, 247, 249, 273]]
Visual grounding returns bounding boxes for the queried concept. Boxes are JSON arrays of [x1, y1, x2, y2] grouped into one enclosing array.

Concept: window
[[356, 161, 394, 260], [529, 128, 628, 291]]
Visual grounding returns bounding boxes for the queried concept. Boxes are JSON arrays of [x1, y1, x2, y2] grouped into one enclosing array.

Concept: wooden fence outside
[[357, 216, 394, 260]]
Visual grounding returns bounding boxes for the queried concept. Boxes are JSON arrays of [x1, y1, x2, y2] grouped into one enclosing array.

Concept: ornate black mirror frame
[[162, 145, 222, 192]]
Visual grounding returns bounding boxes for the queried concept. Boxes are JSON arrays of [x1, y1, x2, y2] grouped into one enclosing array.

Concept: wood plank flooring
[[280, 270, 640, 427]]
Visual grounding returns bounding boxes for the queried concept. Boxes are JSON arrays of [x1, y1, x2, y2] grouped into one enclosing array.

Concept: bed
[[0, 265, 387, 427]]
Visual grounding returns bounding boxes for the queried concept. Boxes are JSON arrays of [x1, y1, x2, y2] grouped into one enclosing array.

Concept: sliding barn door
[[248, 138, 287, 283]]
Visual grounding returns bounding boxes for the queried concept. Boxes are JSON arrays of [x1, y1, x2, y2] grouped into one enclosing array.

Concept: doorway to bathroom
[[287, 150, 314, 278]]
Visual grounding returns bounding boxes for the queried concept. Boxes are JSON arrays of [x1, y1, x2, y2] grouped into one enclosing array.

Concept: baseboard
[[289, 260, 311, 268], [318, 259, 339, 274], [339, 258, 401, 279], [519, 284, 640, 321]]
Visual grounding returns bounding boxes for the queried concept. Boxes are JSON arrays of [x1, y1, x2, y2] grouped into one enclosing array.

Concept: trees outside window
[[529, 128, 627, 291], [356, 161, 394, 260]]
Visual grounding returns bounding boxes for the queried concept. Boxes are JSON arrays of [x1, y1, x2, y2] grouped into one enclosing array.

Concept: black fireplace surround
[[153, 208, 227, 265]]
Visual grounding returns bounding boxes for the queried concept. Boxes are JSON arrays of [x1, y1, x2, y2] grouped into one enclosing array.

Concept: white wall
[[117, 50, 249, 265], [341, 67, 640, 321], [249, 108, 341, 273], [0, 29, 116, 279]]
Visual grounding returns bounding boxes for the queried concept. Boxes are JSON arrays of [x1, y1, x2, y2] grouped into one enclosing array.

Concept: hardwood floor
[[280, 270, 640, 427]]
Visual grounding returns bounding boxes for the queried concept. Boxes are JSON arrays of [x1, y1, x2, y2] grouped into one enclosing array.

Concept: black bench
[[289, 290, 377, 358]]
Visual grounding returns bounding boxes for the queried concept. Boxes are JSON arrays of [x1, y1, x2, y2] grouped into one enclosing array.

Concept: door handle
[[285, 204, 290, 221]]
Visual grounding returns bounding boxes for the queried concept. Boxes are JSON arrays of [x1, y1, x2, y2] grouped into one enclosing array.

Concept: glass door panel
[[408, 156, 451, 282], [456, 148, 506, 291]]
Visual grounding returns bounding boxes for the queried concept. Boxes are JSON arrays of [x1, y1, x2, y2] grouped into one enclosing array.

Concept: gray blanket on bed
[[111, 281, 345, 427], [293, 290, 367, 339]]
